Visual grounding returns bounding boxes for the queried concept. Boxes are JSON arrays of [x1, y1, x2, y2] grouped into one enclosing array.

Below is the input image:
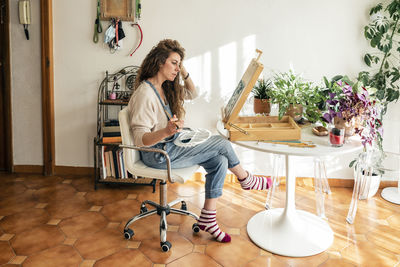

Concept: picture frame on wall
[[100, 0, 135, 21]]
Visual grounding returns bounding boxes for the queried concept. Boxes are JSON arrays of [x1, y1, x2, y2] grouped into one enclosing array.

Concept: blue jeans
[[140, 135, 240, 199]]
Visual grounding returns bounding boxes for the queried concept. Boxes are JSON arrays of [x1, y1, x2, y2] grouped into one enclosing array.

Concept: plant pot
[[253, 98, 271, 115], [354, 168, 381, 199], [285, 104, 303, 122], [334, 117, 356, 137]]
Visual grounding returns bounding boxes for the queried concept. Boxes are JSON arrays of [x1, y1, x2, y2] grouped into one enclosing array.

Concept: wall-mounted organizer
[[93, 65, 156, 191], [93, 0, 143, 55], [100, 0, 135, 21]]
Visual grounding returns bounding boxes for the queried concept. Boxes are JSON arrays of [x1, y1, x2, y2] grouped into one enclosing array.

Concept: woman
[[128, 39, 271, 243]]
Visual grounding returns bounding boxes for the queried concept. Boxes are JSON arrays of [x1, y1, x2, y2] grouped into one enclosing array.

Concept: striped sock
[[238, 172, 272, 190], [197, 209, 231, 243]]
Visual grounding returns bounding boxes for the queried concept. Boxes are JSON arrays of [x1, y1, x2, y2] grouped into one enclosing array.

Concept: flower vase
[[253, 98, 271, 115]]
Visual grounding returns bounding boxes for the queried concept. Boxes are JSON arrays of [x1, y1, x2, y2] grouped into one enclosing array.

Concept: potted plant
[[252, 78, 273, 115], [323, 79, 384, 198], [271, 70, 306, 121], [322, 79, 383, 146], [321, 75, 357, 135]]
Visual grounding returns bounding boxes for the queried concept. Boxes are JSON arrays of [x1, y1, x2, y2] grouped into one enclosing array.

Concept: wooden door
[[0, 0, 12, 172]]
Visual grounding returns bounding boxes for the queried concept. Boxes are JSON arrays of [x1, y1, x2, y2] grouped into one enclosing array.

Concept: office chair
[[118, 107, 200, 252]]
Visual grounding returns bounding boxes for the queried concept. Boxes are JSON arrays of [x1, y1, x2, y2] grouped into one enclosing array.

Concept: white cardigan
[[127, 81, 198, 147]]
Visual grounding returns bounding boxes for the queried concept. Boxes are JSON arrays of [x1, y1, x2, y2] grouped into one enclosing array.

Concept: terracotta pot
[[334, 117, 356, 137], [253, 98, 271, 115], [285, 104, 303, 122]]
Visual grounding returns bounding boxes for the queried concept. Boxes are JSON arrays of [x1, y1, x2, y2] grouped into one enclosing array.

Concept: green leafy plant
[[301, 83, 329, 124], [271, 70, 305, 119], [252, 78, 273, 99], [271, 70, 324, 122], [359, 1, 400, 111]]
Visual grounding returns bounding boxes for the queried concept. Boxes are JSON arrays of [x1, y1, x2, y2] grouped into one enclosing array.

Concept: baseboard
[[193, 173, 396, 188], [11, 167, 397, 189], [54, 166, 93, 176], [13, 165, 93, 176], [13, 165, 44, 174]]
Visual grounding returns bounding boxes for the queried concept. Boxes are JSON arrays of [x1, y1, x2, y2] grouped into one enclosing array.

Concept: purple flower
[[324, 79, 383, 148], [342, 85, 353, 96], [327, 99, 338, 106], [322, 113, 333, 123]]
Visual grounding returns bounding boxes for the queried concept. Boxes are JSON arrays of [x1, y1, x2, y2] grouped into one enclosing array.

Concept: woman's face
[[159, 52, 181, 82]]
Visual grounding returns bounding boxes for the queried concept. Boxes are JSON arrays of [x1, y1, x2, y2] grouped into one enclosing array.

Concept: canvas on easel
[[222, 49, 301, 141], [223, 49, 264, 126]]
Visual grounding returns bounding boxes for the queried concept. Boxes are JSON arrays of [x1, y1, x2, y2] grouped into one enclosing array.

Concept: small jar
[[109, 92, 116, 100], [329, 127, 344, 147]]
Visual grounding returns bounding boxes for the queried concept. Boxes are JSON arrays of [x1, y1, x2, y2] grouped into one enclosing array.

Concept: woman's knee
[[216, 155, 229, 170], [209, 136, 232, 152], [202, 154, 228, 173]]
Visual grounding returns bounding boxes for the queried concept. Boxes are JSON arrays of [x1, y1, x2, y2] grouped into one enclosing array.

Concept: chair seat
[[132, 160, 199, 184]]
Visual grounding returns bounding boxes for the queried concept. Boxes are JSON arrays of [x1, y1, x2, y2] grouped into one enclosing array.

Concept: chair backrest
[[119, 107, 140, 171]]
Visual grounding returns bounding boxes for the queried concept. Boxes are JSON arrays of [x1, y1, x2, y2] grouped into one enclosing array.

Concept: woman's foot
[[238, 172, 272, 190], [197, 209, 231, 243]]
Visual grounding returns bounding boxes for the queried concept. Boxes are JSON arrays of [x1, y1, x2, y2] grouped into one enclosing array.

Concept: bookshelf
[[93, 66, 156, 191]]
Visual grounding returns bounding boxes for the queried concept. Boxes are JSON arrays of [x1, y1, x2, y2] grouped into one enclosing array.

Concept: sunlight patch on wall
[[218, 42, 237, 99], [242, 34, 257, 75], [240, 34, 257, 116], [185, 51, 212, 101]]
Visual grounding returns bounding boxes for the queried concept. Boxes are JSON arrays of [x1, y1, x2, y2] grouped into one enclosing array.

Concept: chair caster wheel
[[180, 201, 187, 211], [160, 241, 172, 252], [140, 206, 148, 214], [192, 223, 200, 233], [124, 228, 134, 239]]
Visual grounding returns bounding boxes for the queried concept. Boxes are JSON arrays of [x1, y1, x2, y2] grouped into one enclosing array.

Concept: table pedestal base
[[247, 208, 334, 257], [381, 187, 400, 204]]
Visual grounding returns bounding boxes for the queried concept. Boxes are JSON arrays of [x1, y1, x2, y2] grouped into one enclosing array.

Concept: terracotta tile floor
[[0, 172, 399, 267]]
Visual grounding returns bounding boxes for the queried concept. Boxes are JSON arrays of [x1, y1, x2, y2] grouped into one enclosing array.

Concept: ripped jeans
[[140, 135, 240, 199]]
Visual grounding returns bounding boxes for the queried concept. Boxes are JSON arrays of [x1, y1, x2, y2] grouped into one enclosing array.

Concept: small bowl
[[312, 126, 328, 136]]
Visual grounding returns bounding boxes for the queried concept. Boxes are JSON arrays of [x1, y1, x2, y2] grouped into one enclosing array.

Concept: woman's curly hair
[[135, 39, 186, 119]]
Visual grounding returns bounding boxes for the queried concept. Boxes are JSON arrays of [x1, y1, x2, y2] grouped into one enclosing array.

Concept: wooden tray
[[228, 115, 301, 141]]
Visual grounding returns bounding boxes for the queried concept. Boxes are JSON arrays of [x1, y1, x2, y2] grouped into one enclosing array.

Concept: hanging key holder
[[129, 0, 142, 56]]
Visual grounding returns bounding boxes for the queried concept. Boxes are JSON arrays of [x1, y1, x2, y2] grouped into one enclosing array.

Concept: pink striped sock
[[197, 209, 231, 243], [238, 172, 272, 190]]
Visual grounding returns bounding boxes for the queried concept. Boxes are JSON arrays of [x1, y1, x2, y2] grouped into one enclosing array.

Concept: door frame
[[41, 0, 55, 175], [1, 0, 13, 172]]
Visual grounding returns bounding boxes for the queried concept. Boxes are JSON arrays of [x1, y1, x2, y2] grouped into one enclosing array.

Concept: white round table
[[217, 121, 363, 257]]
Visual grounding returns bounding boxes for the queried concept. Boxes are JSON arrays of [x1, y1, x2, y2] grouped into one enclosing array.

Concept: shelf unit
[[93, 65, 156, 191]]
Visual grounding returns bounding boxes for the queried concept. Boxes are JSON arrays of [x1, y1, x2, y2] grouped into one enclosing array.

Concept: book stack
[[100, 146, 129, 179], [102, 120, 122, 143]]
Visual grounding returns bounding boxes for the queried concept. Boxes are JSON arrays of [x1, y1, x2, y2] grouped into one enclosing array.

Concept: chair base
[[123, 181, 199, 252]]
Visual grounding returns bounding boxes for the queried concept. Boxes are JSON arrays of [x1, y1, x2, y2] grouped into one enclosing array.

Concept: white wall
[[11, 0, 399, 179], [10, 0, 43, 165]]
